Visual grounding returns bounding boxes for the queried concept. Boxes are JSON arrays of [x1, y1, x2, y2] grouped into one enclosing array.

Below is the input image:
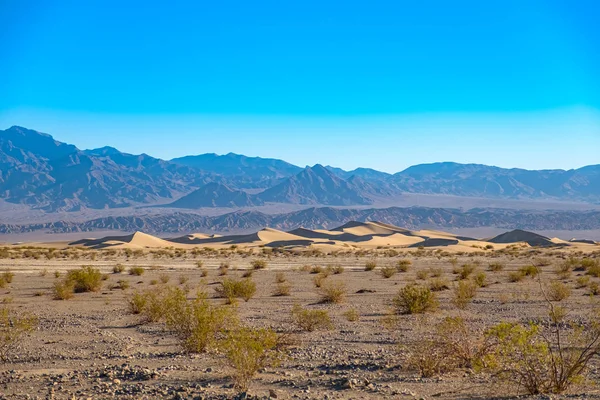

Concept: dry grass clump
[[250, 259, 268, 270], [218, 262, 230, 276], [488, 262, 505, 272], [343, 308, 360, 322], [312, 273, 328, 288], [319, 281, 347, 303], [199, 267, 209, 277], [128, 266, 145, 276], [310, 265, 324, 274], [416, 270, 428, 280], [508, 271, 526, 282], [0, 307, 38, 361], [113, 264, 125, 274], [1, 270, 14, 284], [275, 272, 287, 283], [396, 259, 412, 272], [178, 275, 189, 285], [328, 264, 344, 274], [215, 278, 257, 304], [291, 304, 333, 331], [428, 277, 450, 292], [273, 282, 292, 297], [546, 281, 571, 302], [53, 280, 75, 300], [576, 275, 590, 288], [365, 260, 377, 271], [455, 264, 476, 280], [159, 274, 170, 284], [380, 265, 397, 279], [519, 265, 539, 278], [393, 284, 437, 314], [453, 280, 477, 309], [429, 267, 442, 277], [473, 271, 488, 288], [220, 326, 283, 392]]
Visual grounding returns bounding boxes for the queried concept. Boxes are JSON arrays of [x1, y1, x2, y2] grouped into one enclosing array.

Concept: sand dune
[[62, 221, 598, 252]]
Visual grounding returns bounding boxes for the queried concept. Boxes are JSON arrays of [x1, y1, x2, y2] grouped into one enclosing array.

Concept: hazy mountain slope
[[171, 152, 302, 188], [258, 164, 373, 205], [3, 207, 600, 234], [166, 182, 264, 208]]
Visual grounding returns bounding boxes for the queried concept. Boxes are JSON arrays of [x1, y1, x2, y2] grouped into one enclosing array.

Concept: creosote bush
[[0, 307, 38, 361], [365, 261, 377, 271], [396, 259, 412, 272], [319, 281, 347, 303], [113, 264, 125, 274], [455, 264, 476, 280], [428, 277, 450, 292], [547, 281, 571, 302], [291, 304, 333, 332], [453, 280, 477, 309], [250, 259, 267, 270], [488, 262, 505, 272], [380, 265, 397, 279], [128, 266, 145, 276], [343, 308, 360, 322], [393, 284, 437, 315], [215, 277, 257, 304], [54, 266, 103, 298]]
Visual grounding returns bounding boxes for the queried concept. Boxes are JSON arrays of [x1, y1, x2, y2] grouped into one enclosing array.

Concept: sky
[[1, 0, 599, 172]]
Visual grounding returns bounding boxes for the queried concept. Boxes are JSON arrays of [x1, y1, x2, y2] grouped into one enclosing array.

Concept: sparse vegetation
[[129, 266, 145, 276], [291, 304, 332, 332], [393, 284, 437, 314], [251, 259, 267, 270], [215, 278, 257, 303], [0, 307, 37, 361], [453, 280, 477, 309], [319, 281, 347, 303], [380, 265, 397, 278], [365, 261, 377, 271]]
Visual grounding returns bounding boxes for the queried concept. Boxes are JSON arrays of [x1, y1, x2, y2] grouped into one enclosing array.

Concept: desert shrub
[[329, 264, 344, 274], [54, 271, 61, 278], [319, 281, 346, 304], [310, 265, 323, 274], [66, 266, 103, 293], [428, 277, 450, 292], [150, 279, 158, 285], [291, 304, 332, 332], [534, 257, 552, 267], [165, 288, 236, 353], [416, 270, 428, 280], [586, 263, 600, 278], [365, 261, 377, 271], [473, 271, 488, 287], [273, 282, 292, 297], [275, 272, 287, 283], [129, 266, 145, 276], [484, 315, 600, 395], [519, 265, 539, 278], [589, 282, 600, 296], [393, 284, 437, 315], [128, 291, 147, 314], [404, 316, 493, 377], [343, 308, 360, 322], [0, 277, 6, 289], [195, 260, 204, 268], [114, 279, 130, 290], [199, 267, 208, 277], [53, 281, 75, 300], [508, 271, 526, 282], [0, 307, 37, 361], [1, 271, 14, 284], [219, 326, 282, 392], [179, 275, 189, 285], [576, 275, 590, 288], [488, 262, 505, 272], [456, 264, 476, 280], [547, 281, 571, 302], [312, 273, 327, 288], [396, 259, 412, 272], [429, 267, 442, 277], [251, 259, 267, 270], [159, 274, 170, 284], [380, 265, 397, 279], [113, 264, 125, 273], [453, 280, 477, 309], [215, 278, 257, 304]]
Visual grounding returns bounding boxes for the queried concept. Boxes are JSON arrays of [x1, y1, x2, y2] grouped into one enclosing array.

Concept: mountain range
[[1, 125, 599, 213]]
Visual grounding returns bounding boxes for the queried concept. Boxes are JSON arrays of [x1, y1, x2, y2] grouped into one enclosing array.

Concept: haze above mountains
[[1, 126, 599, 214]]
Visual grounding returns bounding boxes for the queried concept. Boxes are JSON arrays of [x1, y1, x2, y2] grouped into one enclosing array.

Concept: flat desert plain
[[0, 222, 599, 399]]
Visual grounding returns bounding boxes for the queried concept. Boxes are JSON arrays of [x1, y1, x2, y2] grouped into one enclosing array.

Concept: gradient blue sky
[[1, 0, 599, 172]]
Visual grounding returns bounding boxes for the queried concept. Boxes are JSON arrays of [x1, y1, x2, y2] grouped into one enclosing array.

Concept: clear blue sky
[[1, 0, 599, 172]]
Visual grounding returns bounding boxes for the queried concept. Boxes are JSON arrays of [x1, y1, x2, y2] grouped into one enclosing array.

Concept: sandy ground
[[0, 246, 600, 399]]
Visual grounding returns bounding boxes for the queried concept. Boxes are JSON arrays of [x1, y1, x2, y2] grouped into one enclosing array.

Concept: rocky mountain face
[[171, 152, 302, 188], [1, 207, 599, 234], [1, 126, 600, 214], [167, 182, 264, 208], [257, 164, 374, 205]]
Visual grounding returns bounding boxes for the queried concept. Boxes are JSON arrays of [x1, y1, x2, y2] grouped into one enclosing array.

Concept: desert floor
[[1, 248, 600, 399]]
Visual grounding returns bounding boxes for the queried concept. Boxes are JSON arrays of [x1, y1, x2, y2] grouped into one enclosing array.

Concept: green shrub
[[343, 308, 360, 322], [53, 280, 75, 300], [428, 277, 450, 292], [508, 271, 526, 282], [453, 280, 477, 309], [220, 326, 282, 392], [473, 271, 488, 287], [66, 266, 103, 293], [456, 264, 476, 280], [547, 281, 571, 302], [215, 278, 257, 303], [488, 262, 505, 272], [393, 284, 437, 314], [291, 304, 332, 332], [519, 265, 539, 278], [129, 266, 145, 276]]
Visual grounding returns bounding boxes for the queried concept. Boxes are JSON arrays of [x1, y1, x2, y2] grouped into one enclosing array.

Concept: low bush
[[215, 278, 257, 304], [365, 261, 377, 271], [275, 272, 287, 283], [508, 271, 526, 282], [319, 281, 347, 303], [488, 262, 505, 272], [396, 259, 412, 272], [343, 308, 360, 322], [251, 259, 267, 270], [456, 264, 476, 280], [453, 280, 477, 309], [546, 281, 571, 302], [393, 284, 437, 315], [473, 271, 488, 287], [66, 266, 103, 293], [129, 266, 145, 276], [159, 274, 170, 284], [273, 282, 292, 297], [519, 265, 539, 278], [291, 304, 332, 332], [113, 264, 125, 273], [0, 307, 37, 361], [428, 277, 450, 292], [380, 265, 397, 279]]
